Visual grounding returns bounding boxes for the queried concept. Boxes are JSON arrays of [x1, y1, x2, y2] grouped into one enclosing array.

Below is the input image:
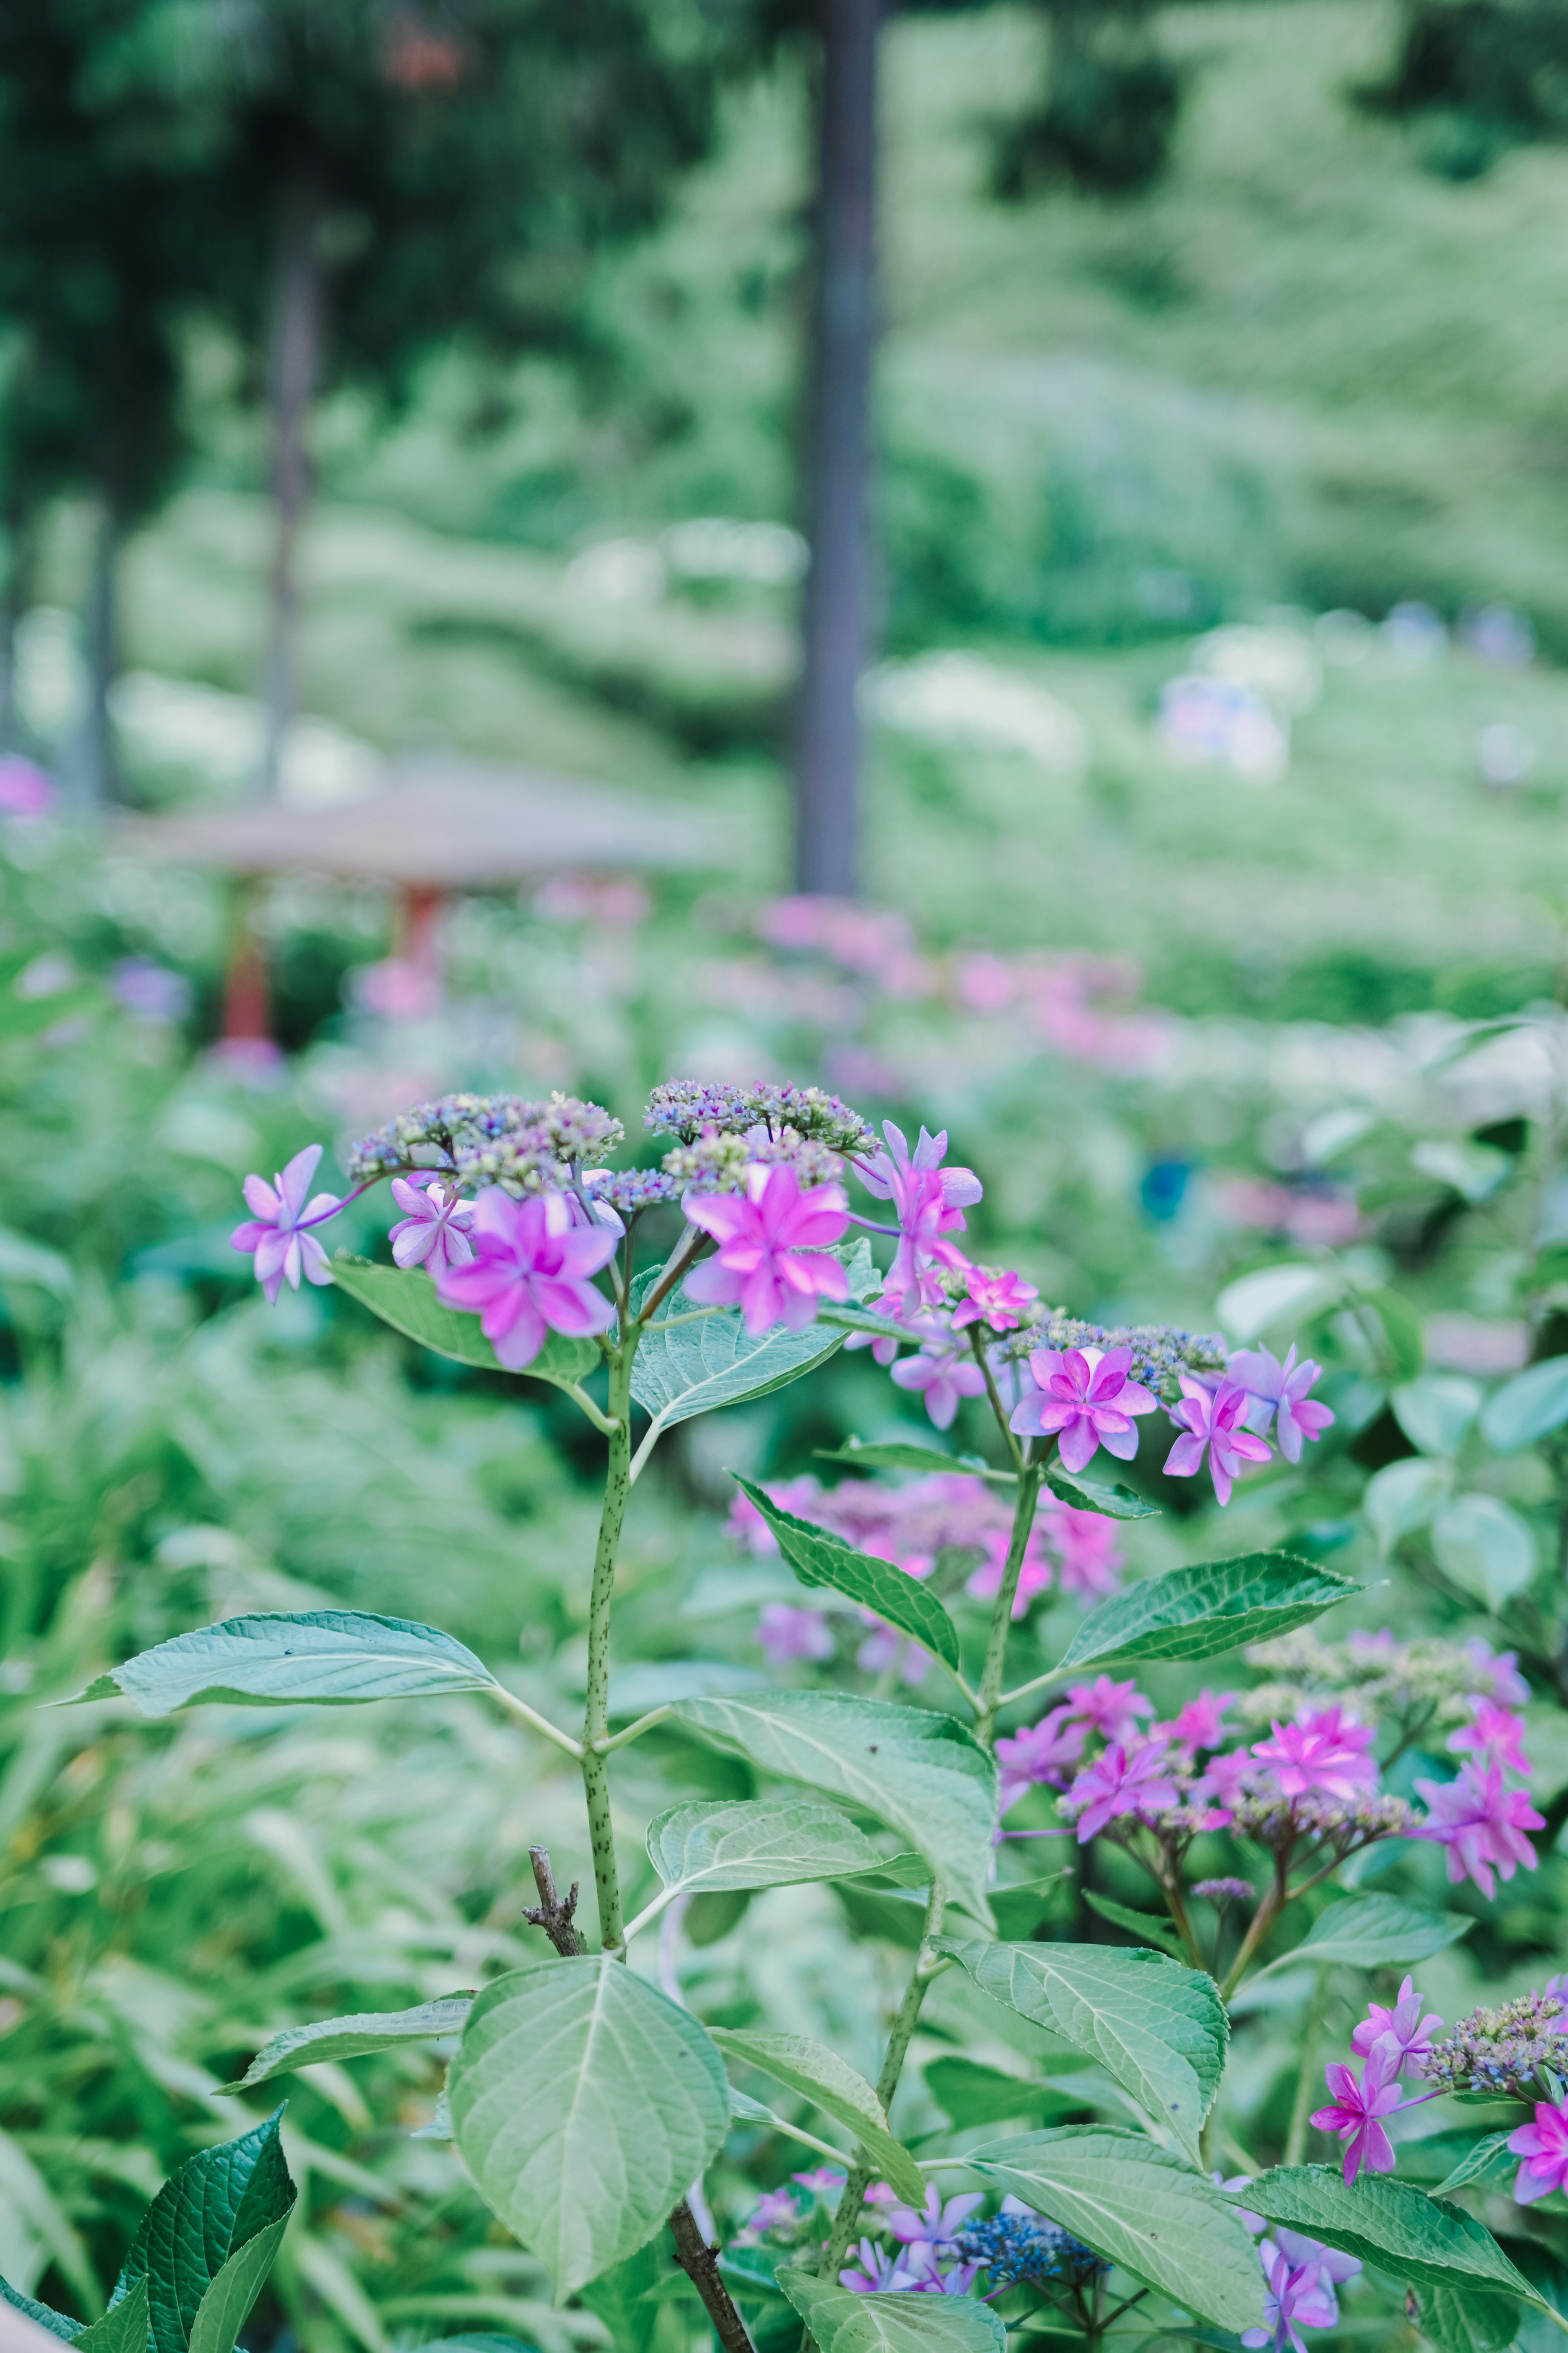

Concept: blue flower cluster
[[346, 1092, 623, 1188], [644, 1081, 873, 1153], [999, 1312, 1229, 1396], [955, 2209, 1107, 2290]]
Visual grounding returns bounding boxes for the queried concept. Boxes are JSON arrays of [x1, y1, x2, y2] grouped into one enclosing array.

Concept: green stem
[[559, 1381, 621, 1437], [815, 1880, 948, 2287], [581, 1341, 635, 1957], [973, 1454, 1042, 1749], [1218, 1849, 1290, 2002], [969, 1326, 1025, 1471], [1284, 1967, 1331, 2166]]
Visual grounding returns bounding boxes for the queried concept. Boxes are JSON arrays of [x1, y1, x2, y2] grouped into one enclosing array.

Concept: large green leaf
[[115, 2109, 297, 2353], [1080, 1890, 1188, 1960], [1053, 1552, 1358, 1675], [185, 2223, 290, 2353], [577, 2243, 673, 2353], [330, 1253, 601, 1389], [814, 1440, 1008, 1481], [922, 2058, 1078, 2133], [967, 2127, 1266, 2333], [629, 1242, 876, 1436], [75, 1611, 499, 1715], [221, 1997, 474, 2091], [1432, 1494, 1538, 1608], [708, 2029, 924, 2204], [672, 1690, 996, 1917], [1251, 1895, 1472, 1981], [645, 1799, 887, 1902], [1432, 2135, 1518, 2199], [0, 2280, 82, 2342], [74, 2279, 149, 2353], [1042, 1466, 1158, 1521], [1410, 2284, 1521, 2353], [936, 1939, 1225, 2165], [1480, 1355, 1568, 1453], [776, 2272, 1005, 2353], [1391, 1376, 1482, 1459], [1227, 2168, 1539, 2306], [1365, 1458, 1454, 1555], [447, 1956, 729, 2299], [731, 1475, 962, 1672]]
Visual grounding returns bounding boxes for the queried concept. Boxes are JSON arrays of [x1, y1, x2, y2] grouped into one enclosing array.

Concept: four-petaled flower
[[684, 1163, 850, 1334], [1310, 2044, 1404, 2184], [1068, 1739, 1179, 1840], [232, 1143, 342, 1302], [1508, 2098, 1568, 2205], [1229, 1343, 1335, 1463], [952, 1266, 1039, 1334], [1251, 1710, 1376, 1802], [1448, 1701, 1530, 1779], [388, 1176, 476, 1274], [1164, 1375, 1273, 1505], [891, 1340, 987, 1430], [1010, 1345, 1158, 1475], [436, 1188, 616, 1370], [1413, 1760, 1544, 1900], [1351, 1976, 1442, 2075]]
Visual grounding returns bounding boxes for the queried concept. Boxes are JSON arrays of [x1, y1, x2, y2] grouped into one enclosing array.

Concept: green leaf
[[730, 1475, 962, 1672], [708, 2029, 925, 2204], [935, 1939, 1226, 2166], [1042, 1467, 1159, 1521], [330, 1254, 600, 1390], [1391, 1376, 1483, 1459], [447, 1956, 729, 2300], [671, 1690, 996, 1918], [75, 1611, 499, 1715], [814, 1440, 1008, 1481], [74, 2279, 149, 2353], [1080, 1890, 1189, 1960], [1216, 1262, 1339, 1343], [922, 2058, 1077, 2133], [1367, 1288, 1426, 1383], [1053, 1552, 1357, 1675], [1481, 1356, 1568, 1453], [1432, 2134, 1519, 2199], [1227, 2167, 1539, 2306], [220, 1997, 474, 2092], [1408, 2284, 1521, 2353], [967, 2126, 1266, 2332], [1365, 1458, 1454, 1555], [629, 1242, 877, 1436], [1432, 1494, 1537, 1608], [185, 2221, 290, 2353], [578, 2243, 673, 2353], [644, 1799, 888, 1901], [1254, 1895, 1472, 1978], [776, 2271, 1005, 2353], [0, 2280, 80, 2341], [116, 2108, 297, 2353]]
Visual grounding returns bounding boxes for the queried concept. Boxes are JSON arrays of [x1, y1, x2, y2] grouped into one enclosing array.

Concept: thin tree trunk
[[793, 0, 880, 898], [258, 165, 325, 801], [77, 493, 121, 805]]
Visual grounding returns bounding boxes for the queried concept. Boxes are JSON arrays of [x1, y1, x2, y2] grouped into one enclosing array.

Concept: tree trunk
[[793, 0, 881, 899], [76, 493, 122, 804], [258, 165, 325, 801]]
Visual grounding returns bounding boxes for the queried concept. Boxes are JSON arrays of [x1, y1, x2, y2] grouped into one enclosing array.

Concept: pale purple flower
[[996, 1706, 1089, 1813], [1351, 1977, 1442, 2075], [891, 1341, 986, 1430], [1063, 1675, 1153, 1741], [388, 1177, 476, 1274], [1311, 2044, 1404, 2184], [1010, 1345, 1158, 1475], [1414, 1760, 1544, 1900], [744, 2186, 802, 2236], [757, 1604, 835, 1665], [793, 2168, 846, 2196], [855, 1123, 980, 1315], [855, 1618, 930, 1684], [231, 1143, 342, 1303], [1164, 1375, 1273, 1505], [855, 1120, 982, 1222], [951, 1266, 1039, 1334], [1157, 1689, 1237, 1755], [845, 1327, 904, 1367], [684, 1164, 850, 1334], [1241, 2239, 1353, 2352], [1272, 2229, 1361, 2293], [1509, 2099, 1568, 2204], [864, 2183, 900, 2208], [901, 2247, 984, 2297], [435, 1187, 616, 1371], [1068, 1739, 1179, 1840], [1466, 1642, 1530, 1708], [1051, 1506, 1122, 1597], [1448, 1701, 1530, 1779], [840, 2239, 923, 2294], [965, 1525, 1054, 1617], [1229, 1344, 1335, 1463], [1198, 1748, 1256, 1807], [1251, 1709, 1376, 1802], [887, 2188, 984, 2250]]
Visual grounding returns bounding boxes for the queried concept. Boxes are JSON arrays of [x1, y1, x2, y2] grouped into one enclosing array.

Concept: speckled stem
[[973, 1455, 1042, 1749], [581, 1341, 634, 1956]]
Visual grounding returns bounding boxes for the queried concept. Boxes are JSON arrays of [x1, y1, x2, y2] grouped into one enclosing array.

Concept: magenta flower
[[840, 2239, 922, 2294], [1068, 1739, 1179, 1840], [793, 2168, 846, 2196], [856, 1122, 979, 1316], [388, 1177, 476, 1274], [1509, 2099, 1568, 2205], [951, 1266, 1040, 1334], [1010, 1345, 1158, 1475], [1051, 1505, 1123, 1597], [1198, 1749, 1258, 1807], [891, 1341, 987, 1430], [684, 1164, 850, 1334], [995, 1706, 1089, 1813], [1448, 1701, 1530, 1778], [746, 2187, 802, 2234], [1164, 1375, 1273, 1505], [757, 1603, 835, 1665], [1310, 2044, 1404, 2184], [1351, 1977, 1442, 2075], [1158, 1689, 1238, 1755], [1063, 1675, 1153, 1741], [435, 1187, 616, 1370], [1466, 1642, 1530, 1708], [232, 1143, 342, 1303], [965, 1526, 1054, 1617], [887, 2188, 984, 2249], [856, 1119, 982, 1222], [1229, 1343, 1335, 1463], [1250, 1713, 1376, 1802], [1241, 2239, 1354, 2352], [1414, 1760, 1544, 1899]]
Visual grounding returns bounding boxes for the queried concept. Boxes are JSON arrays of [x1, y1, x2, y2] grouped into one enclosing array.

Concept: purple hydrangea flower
[[1010, 1345, 1158, 1474], [232, 1144, 343, 1303], [1229, 1343, 1335, 1462], [891, 1340, 987, 1429], [684, 1164, 851, 1334], [435, 1188, 616, 1370], [1164, 1375, 1273, 1505], [1351, 1977, 1442, 2075], [388, 1177, 476, 1274]]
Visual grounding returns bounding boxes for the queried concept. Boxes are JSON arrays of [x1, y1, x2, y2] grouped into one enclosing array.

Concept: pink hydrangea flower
[[1414, 1760, 1544, 1899], [793, 2168, 846, 2196], [1242, 2238, 1356, 2352], [1164, 1375, 1273, 1505], [1063, 1675, 1153, 1740], [951, 1266, 1039, 1334], [1051, 1505, 1123, 1596], [891, 1340, 986, 1430], [1466, 1642, 1530, 1708], [684, 1163, 850, 1334], [1508, 2099, 1568, 2205], [1448, 1701, 1530, 1779], [746, 2186, 802, 2234], [964, 1526, 1054, 1617], [1250, 1711, 1376, 1802], [388, 1176, 476, 1274], [1198, 1748, 1257, 1807], [757, 1603, 835, 1665], [995, 1705, 1089, 1813], [1310, 2044, 1404, 2184], [1156, 1690, 1236, 1755], [1068, 1738, 1179, 1840], [855, 1122, 980, 1316], [232, 1143, 343, 1302], [1229, 1343, 1336, 1463], [435, 1187, 616, 1370], [1010, 1345, 1158, 1475], [1351, 1976, 1442, 2075], [855, 1119, 982, 1223]]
